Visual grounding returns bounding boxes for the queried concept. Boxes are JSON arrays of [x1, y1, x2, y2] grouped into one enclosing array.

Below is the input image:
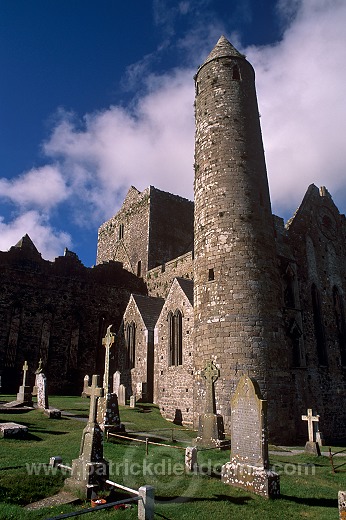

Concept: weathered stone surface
[[64, 375, 109, 498], [0, 422, 28, 438], [221, 375, 280, 498], [118, 384, 126, 406], [185, 446, 198, 472], [339, 491, 346, 520], [36, 373, 49, 410], [113, 371, 121, 395], [97, 393, 124, 432], [44, 408, 61, 419], [129, 395, 136, 408], [195, 362, 228, 447]]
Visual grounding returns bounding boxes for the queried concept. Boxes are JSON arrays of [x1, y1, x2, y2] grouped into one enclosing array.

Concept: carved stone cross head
[[85, 374, 104, 424], [102, 324, 115, 350], [203, 361, 220, 384]]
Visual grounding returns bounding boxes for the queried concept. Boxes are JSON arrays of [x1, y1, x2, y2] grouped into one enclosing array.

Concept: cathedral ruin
[[1, 36, 345, 444]]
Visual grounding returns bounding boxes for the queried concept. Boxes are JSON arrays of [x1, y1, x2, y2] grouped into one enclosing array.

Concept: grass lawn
[[0, 395, 344, 519]]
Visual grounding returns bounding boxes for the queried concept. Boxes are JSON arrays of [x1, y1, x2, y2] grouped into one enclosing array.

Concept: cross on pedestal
[[102, 325, 114, 392], [84, 375, 104, 425], [203, 361, 219, 414], [22, 360, 29, 387], [302, 408, 320, 442]]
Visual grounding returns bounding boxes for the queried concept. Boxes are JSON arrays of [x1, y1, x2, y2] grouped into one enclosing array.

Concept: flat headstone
[[0, 422, 28, 438], [221, 375, 280, 498], [44, 408, 61, 419]]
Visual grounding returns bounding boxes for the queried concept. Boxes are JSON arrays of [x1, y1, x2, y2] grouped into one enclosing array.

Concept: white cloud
[[246, 0, 346, 216], [1, 0, 346, 262], [0, 164, 68, 209], [0, 211, 71, 260]]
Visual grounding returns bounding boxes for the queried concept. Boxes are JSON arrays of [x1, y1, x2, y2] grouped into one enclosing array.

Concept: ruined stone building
[[1, 36, 345, 443]]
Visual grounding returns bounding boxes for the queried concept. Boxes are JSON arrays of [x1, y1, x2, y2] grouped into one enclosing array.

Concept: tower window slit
[[208, 268, 215, 281]]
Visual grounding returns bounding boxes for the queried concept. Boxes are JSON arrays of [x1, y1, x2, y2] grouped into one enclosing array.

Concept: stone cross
[[84, 374, 104, 425], [22, 361, 29, 387], [302, 408, 320, 442], [203, 361, 219, 414], [102, 325, 114, 392]]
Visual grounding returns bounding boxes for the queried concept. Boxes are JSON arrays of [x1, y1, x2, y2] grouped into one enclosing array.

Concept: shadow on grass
[[281, 494, 337, 508], [155, 493, 253, 505]]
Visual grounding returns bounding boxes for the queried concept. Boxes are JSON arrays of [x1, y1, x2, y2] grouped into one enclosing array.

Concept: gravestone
[[3, 361, 33, 407], [130, 395, 136, 408], [16, 361, 33, 406], [96, 326, 124, 432], [36, 373, 49, 410], [221, 375, 280, 498], [0, 422, 28, 438], [302, 409, 321, 456], [339, 491, 346, 520], [185, 447, 198, 472], [65, 374, 109, 498], [81, 375, 90, 397], [118, 384, 126, 406], [113, 371, 121, 396], [195, 361, 228, 447]]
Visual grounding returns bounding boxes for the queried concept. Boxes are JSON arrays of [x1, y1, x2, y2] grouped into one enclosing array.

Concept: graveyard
[[0, 390, 344, 519]]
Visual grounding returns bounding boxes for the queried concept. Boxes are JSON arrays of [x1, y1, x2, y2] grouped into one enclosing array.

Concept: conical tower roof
[[202, 35, 244, 67]]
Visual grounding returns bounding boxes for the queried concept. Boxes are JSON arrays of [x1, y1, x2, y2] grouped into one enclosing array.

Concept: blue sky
[[1, 0, 346, 267]]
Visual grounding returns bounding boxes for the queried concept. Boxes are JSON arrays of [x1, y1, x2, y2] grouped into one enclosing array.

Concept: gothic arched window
[[333, 286, 346, 365], [311, 284, 327, 365], [168, 310, 182, 366], [125, 321, 136, 368]]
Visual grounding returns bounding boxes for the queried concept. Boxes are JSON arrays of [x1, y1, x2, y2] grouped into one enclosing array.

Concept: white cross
[[302, 408, 319, 442], [22, 360, 29, 387]]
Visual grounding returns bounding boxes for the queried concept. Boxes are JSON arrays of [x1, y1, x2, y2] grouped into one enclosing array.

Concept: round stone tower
[[193, 36, 285, 437]]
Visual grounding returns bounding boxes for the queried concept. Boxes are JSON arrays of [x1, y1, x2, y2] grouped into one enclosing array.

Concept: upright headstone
[[118, 384, 126, 406], [65, 375, 109, 498], [185, 447, 198, 472], [97, 326, 124, 432], [221, 375, 280, 498], [4, 361, 33, 407], [36, 373, 49, 410], [81, 375, 90, 398], [195, 361, 228, 447], [113, 371, 121, 396], [130, 395, 136, 408], [302, 409, 321, 456]]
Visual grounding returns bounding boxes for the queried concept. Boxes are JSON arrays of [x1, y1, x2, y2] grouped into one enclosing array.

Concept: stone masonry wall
[[146, 252, 193, 298], [0, 242, 146, 394], [154, 279, 194, 426]]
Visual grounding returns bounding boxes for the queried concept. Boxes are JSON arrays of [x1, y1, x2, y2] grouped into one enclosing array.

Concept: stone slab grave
[[65, 374, 109, 498], [221, 375, 280, 498], [195, 361, 228, 448], [96, 325, 125, 432], [302, 408, 321, 456], [0, 422, 28, 438]]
